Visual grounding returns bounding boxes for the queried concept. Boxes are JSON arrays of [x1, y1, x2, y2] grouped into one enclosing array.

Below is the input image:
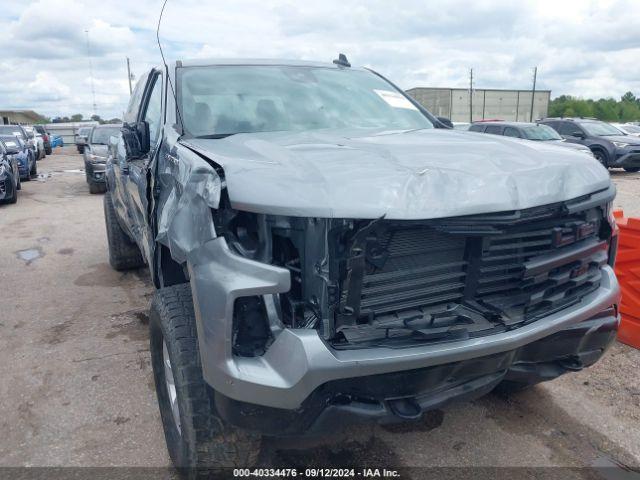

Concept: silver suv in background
[[83, 124, 121, 194], [75, 126, 93, 153]]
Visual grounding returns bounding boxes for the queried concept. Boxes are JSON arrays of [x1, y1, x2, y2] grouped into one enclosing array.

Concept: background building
[[406, 88, 551, 123], [0, 109, 44, 125]]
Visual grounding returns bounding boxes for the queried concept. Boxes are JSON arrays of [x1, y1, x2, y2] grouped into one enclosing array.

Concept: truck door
[[125, 70, 164, 263], [111, 71, 150, 231]]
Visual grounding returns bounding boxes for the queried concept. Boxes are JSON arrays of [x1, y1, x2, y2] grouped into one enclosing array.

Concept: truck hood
[[184, 128, 611, 220]]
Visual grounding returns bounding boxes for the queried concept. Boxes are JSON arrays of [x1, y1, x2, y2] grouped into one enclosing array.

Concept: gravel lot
[[1, 148, 639, 477]]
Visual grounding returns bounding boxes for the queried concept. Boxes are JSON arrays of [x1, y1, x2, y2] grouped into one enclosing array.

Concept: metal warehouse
[[406, 87, 551, 123]]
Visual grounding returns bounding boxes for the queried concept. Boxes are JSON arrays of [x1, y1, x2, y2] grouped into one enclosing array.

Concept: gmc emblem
[[552, 221, 596, 248]]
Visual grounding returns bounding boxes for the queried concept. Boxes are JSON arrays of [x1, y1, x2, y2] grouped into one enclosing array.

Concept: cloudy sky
[[1, 0, 639, 120]]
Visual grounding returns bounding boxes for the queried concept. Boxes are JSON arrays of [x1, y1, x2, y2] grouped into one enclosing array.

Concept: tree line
[[49, 114, 122, 124], [548, 91, 640, 122]]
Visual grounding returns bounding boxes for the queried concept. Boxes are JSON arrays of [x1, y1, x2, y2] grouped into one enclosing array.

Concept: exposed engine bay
[[213, 190, 614, 357]]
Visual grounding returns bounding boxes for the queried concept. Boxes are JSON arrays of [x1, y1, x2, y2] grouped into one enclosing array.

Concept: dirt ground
[[1, 148, 639, 478]]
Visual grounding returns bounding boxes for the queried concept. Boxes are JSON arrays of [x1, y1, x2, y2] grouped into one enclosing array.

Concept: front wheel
[[150, 284, 261, 474], [591, 148, 608, 167], [89, 181, 106, 194]]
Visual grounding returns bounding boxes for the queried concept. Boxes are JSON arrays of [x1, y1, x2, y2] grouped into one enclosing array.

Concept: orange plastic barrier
[[613, 209, 640, 349]]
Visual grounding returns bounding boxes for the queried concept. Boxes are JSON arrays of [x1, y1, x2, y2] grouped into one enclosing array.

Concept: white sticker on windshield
[[374, 90, 418, 110]]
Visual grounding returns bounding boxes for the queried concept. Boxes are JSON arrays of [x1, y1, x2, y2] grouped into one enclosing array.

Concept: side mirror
[[571, 131, 586, 139], [136, 121, 150, 155], [437, 116, 454, 128], [122, 121, 150, 159]]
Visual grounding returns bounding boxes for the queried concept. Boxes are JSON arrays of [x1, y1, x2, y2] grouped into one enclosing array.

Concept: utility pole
[[126, 57, 133, 95], [84, 29, 97, 116], [530, 66, 538, 122], [469, 68, 474, 123]]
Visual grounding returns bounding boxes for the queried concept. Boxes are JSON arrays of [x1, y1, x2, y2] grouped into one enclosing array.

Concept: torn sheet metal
[[155, 133, 222, 264], [183, 128, 611, 220]]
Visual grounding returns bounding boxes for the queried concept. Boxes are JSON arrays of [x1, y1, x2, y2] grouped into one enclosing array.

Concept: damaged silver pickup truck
[[102, 57, 621, 471]]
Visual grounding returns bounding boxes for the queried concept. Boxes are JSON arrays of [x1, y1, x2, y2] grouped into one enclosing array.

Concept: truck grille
[[476, 224, 607, 322], [336, 198, 611, 343], [359, 229, 467, 315]]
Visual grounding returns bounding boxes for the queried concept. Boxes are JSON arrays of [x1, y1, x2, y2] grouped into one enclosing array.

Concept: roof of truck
[[177, 58, 360, 69]]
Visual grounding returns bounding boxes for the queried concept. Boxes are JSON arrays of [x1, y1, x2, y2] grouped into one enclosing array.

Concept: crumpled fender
[[155, 129, 222, 264]]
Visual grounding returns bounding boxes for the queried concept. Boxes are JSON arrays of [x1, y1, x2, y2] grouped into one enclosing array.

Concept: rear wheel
[[30, 160, 37, 179], [103, 191, 145, 270], [624, 167, 640, 173], [150, 284, 261, 474]]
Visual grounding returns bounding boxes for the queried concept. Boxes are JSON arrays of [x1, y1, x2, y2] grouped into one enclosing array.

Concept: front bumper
[[188, 237, 621, 412], [85, 161, 106, 183], [612, 150, 640, 168], [215, 307, 618, 435]]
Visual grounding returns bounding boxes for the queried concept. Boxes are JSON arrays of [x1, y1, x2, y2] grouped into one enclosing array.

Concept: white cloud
[[0, 0, 638, 120]]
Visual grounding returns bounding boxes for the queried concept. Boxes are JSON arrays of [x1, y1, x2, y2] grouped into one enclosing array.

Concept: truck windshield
[[178, 65, 434, 137], [522, 125, 562, 141]]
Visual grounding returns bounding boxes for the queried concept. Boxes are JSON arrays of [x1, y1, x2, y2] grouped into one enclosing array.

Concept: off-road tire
[[150, 284, 261, 475], [89, 181, 106, 194], [624, 167, 640, 173], [103, 192, 144, 270]]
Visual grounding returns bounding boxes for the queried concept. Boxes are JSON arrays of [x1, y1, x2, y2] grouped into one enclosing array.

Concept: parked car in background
[[469, 121, 594, 156], [611, 123, 640, 137], [0, 135, 36, 180], [0, 126, 36, 174], [23, 126, 45, 159], [0, 124, 36, 159], [49, 133, 64, 149], [540, 118, 640, 171], [83, 124, 121, 194], [103, 58, 620, 470], [34, 125, 52, 154], [0, 138, 20, 204], [76, 126, 93, 153]]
